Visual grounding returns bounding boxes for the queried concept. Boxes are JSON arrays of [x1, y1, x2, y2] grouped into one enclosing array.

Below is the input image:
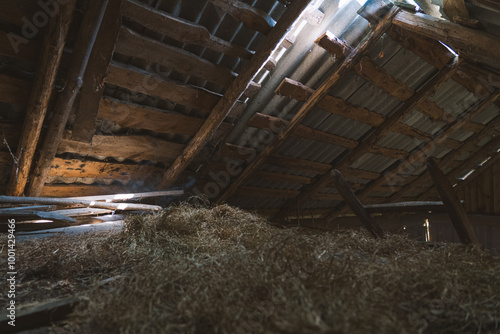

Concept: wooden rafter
[[387, 115, 500, 202], [216, 7, 401, 204], [6, 0, 77, 197], [392, 10, 500, 69], [122, 0, 253, 59], [26, 0, 110, 196], [272, 56, 460, 221], [324, 89, 500, 222], [157, 0, 312, 190], [315, 33, 455, 123], [72, 0, 122, 143], [206, 0, 276, 34], [276, 79, 438, 141]]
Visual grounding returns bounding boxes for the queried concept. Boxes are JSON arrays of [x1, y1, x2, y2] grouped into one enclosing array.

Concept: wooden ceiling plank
[[6, 1, 76, 197], [122, 0, 253, 59], [105, 62, 220, 113], [158, 0, 312, 190], [58, 132, 185, 164], [97, 97, 203, 136], [72, 0, 122, 143], [27, 0, 110, 197], [115, 27, 235, 88], [206, 0, 276, 35], [217, 7, 400, 204], [49, 157, 163, 182], [0, 74, 32, 105], [0, 29, 40, 62]]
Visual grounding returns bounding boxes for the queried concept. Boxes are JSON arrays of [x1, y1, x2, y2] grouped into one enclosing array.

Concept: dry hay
[[1, 203, 500, 333]]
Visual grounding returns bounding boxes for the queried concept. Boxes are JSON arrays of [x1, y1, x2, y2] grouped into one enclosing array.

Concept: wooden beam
[[0, 74, 31, 105], [27, 0, 110, 196], [206, 0, 276, 34], [216, 7, 401, 203], [158, 0, 312, 190], [0, 297, 87, 333], [316, 32, 454, 122], [252, 170, 312, 184], [67, 190, 184, 202], [0, 195, 162, 212], [49, 157, 164, 182], [121, 0, 252, 59], [115, 27, 235, 88], [330, 169, 384, 238], [105, 63, 220, 113], [236, 186, 300, 198], [97, 97, 202, 135], [354, 56, 414, 101], [6, 1, 76, 197], [426, 157, 479, 244], [0, 210, 77, 223], [58, 132, 185, 164], [293, 125, 358, 149], [41, 184, 129, 197], [72, 0, 122, 143], [276, 78, 386, 126], [267, 154, 331, 174], [465, 0, 500, 13], [364, 201, 447, 213], [273, 56, 460, 221], [392, 10, 500, 69]]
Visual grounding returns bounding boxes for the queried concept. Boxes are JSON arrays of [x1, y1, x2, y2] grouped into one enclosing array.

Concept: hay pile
[[2, 204, 500, 333]]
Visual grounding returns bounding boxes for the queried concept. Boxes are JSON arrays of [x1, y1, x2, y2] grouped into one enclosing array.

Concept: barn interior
[[1, 0, 500, 332]]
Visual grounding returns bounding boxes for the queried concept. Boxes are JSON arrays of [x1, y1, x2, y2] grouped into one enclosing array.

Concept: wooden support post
[[6, 0, 77, 197], [331, 170, 384, 238], [72, 0, 122, 142], [27, 0, 110, 196], [426, 157, 479, 245], [157, 0, 312, 190], [216, 7, 401, 204]]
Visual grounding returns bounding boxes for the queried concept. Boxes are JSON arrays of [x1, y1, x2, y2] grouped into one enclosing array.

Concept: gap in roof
[[339, 0, 366, 9]]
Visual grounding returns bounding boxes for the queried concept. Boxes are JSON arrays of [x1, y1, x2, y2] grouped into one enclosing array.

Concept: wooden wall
[[456, 156, 500, 215]]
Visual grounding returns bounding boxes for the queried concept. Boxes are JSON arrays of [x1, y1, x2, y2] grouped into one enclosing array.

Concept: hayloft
[[1, 0, 500, 332]]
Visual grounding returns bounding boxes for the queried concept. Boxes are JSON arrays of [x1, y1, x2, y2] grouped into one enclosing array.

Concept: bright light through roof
[[339, 0, 366, 9]]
